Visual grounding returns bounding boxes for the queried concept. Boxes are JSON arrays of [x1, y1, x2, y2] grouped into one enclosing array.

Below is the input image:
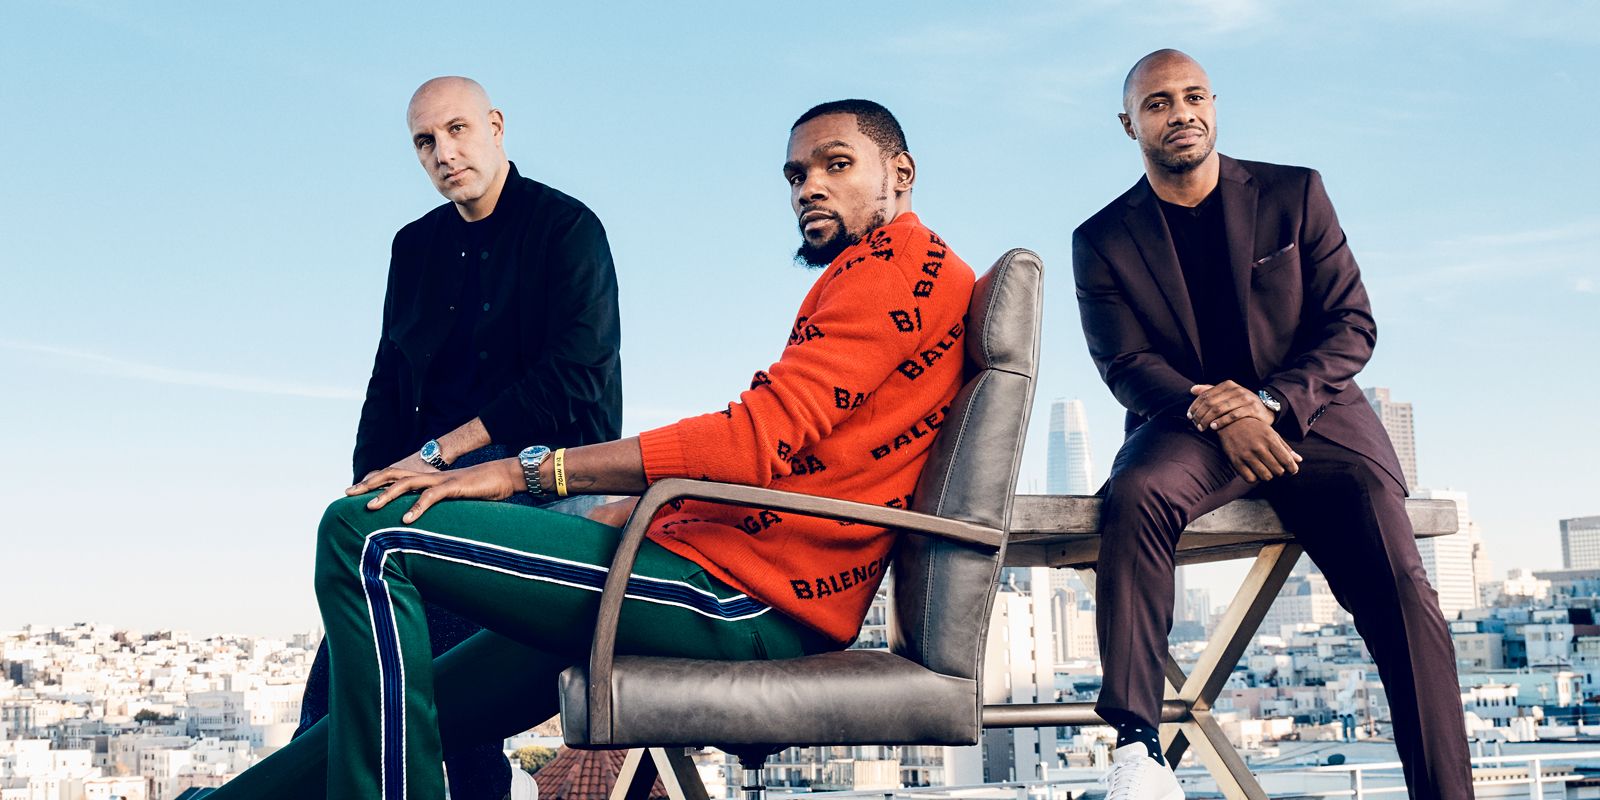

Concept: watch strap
[[520, 446, 551, 495]]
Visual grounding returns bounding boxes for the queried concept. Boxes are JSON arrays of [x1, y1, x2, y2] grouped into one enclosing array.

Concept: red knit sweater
[[639, 213, 975, 643]]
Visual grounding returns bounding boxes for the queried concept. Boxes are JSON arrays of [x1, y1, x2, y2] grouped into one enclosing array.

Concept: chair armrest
[[584, 477, 1003, 743]]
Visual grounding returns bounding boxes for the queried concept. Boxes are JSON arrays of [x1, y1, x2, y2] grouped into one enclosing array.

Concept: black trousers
[[1093, 417, 1474, 800]]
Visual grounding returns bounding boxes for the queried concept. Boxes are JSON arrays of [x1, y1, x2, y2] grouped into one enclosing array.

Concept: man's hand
[[1216, 418, 1302, 483], [382, 453, 440, 479], [586, 497, 640, 528], [1188, 381, 1273, 431], [346, 458, 524, 524]]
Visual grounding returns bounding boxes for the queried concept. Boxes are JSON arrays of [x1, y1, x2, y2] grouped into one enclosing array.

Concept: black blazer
[[1072, 155, 1405, 490], [352, 163, 622, 480]]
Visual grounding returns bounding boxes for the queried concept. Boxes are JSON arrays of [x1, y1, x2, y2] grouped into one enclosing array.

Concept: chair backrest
[[892, 248, 1043, 679]]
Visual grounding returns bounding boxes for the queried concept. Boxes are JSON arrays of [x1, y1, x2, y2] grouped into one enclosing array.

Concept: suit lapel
[[1120, 179, 1202, 365], [1218, 156, 1260, 379]]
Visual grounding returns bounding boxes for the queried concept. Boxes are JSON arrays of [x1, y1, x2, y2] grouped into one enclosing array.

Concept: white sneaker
[[510, 766, 539, 800], [1102, 743, 1182, 800]]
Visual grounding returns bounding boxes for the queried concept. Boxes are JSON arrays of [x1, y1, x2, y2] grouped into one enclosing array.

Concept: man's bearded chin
[[794, 210, 888, 269], [1144, 132, 1216, 173]]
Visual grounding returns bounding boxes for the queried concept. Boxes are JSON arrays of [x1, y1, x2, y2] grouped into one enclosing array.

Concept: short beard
[[1143, 130, 1216, 173], [794, 209, 888, 269]]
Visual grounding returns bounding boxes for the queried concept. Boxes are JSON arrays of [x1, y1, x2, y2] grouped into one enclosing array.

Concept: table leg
[[609, 748, 712, 800]]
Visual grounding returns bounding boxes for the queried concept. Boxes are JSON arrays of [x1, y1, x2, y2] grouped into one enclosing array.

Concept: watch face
[[420, 440, 441, 461], [519, 445, 551, 465]]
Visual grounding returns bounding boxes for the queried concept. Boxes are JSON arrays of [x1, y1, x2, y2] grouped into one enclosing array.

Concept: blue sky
[[3, 1, 1596, 635]]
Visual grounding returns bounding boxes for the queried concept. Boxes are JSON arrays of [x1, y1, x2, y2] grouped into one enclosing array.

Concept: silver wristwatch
[[1257, 389, 1282, 416], [519, 446, 552, 495], [419, 439, 449, 470]]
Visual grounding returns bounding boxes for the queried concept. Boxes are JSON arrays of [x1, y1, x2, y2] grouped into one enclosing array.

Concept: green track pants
[[211, 493, 829, 799]]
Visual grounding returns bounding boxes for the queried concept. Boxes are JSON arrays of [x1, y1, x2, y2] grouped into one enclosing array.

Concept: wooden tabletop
[[1004, 496, 1458, 569]]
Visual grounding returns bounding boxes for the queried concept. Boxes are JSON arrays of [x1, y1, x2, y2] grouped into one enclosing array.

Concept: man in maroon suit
[[1073, 49, 1473, 800]]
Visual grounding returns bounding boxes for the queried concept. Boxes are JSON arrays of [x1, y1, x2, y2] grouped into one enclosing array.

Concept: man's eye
[[416, 139, 433, 149], [450, 124, 466, 133], [1148, 102, 1166, 111], [786, 173, 804, 186], [828, 160, 850, 171]]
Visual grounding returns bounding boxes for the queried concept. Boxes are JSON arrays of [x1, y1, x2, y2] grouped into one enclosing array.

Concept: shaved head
[[408, 76, 492, 128], [405, 76, 509, 220], [1122, 49, 1207, 113]]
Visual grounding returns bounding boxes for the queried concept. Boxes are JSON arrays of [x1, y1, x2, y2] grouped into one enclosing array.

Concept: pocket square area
[[1254, 242, 1296, 266]]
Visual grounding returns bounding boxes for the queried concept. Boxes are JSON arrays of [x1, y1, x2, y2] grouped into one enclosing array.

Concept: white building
[[979, 569, 1058, 783], [1364, 387, 1418, 491], [1412, 488, 1481, 620], [0, 740, 99, 800], [1562, 516, 1600, 570], [1260, 570, 1349, 636], [1048, 571, 1098, 662]]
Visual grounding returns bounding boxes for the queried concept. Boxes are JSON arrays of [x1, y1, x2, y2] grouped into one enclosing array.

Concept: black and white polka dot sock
[[1104, 711, 1165, 765]]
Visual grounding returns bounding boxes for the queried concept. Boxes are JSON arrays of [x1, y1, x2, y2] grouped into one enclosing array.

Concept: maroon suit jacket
[[1071, 154, 1406, 491]]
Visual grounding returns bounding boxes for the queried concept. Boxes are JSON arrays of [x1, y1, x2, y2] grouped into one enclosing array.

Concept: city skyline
[[4, 2, 1597, 634]]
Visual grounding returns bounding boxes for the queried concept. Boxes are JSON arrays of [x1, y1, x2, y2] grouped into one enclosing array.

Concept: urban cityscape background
[[6, 2, 1597, 799], [6, 388, 1599, 799]]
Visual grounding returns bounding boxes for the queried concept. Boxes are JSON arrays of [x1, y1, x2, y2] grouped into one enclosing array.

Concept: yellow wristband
[[553, 448, 569, 497]]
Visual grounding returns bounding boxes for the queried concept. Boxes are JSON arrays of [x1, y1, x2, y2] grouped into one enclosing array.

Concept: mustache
[[797, 209, 841, 229]]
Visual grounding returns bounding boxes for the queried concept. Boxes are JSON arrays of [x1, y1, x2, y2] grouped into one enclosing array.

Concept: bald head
[[1122, 49, 1207, 113], [408, 76, 492, 128]]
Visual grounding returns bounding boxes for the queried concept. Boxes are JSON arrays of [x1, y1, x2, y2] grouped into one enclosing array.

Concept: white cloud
[[0, 339, 361, 400]]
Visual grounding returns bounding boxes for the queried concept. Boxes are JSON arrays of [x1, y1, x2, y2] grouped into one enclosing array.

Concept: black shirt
[[417, 206, 505, 440], [1159, 190, 1254, 386], [353, 162, 623, 481]]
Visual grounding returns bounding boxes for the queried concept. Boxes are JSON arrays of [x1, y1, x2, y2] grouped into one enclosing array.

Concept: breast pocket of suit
[[1251, 242, 1300, 286]]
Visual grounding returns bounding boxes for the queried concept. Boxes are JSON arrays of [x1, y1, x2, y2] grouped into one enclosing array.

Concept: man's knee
[[314, 495, 377, 598], [1318, 456, 1402, 505], [1102, 465, 1188, 534]]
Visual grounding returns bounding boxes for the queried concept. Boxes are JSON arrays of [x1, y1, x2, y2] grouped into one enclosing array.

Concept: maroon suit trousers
[[1094, 416, 1474, 800]]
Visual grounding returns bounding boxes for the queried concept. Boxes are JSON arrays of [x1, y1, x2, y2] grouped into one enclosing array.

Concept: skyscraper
[[1561, 516, 1600, 569], [1046, 398, 1094, 495], [1365, 386, 1478, 617], [1364, 387, 1418, 491], [1412, 487, 1480, 620]]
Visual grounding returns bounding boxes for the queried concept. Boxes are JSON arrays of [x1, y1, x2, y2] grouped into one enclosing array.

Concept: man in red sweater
[[209, 100, 975, 800]]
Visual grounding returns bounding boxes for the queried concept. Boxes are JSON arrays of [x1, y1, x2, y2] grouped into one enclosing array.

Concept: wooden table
[[980, 495, 1459, 800]]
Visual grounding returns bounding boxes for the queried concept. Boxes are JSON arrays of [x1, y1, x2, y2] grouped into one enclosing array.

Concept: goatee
[[794, 210, 888, 269]]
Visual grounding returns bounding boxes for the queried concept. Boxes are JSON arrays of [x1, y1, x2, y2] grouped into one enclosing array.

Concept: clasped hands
[[1187, 380, 1302, 483]]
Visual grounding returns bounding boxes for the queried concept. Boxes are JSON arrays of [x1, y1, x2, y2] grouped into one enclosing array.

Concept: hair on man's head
[[791, 100, 908, 158]]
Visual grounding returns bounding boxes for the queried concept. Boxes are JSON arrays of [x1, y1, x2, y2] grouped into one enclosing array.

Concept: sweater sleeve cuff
[[638, 424, 691, 483]]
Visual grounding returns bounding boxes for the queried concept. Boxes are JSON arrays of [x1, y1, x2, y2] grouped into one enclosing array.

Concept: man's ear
[[489, 108, 506, 145], [893, 151, 916, 193], [1118, 112, 1136, 141]]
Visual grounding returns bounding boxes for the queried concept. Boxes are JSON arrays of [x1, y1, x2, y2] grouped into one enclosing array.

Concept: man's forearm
[[553, 437, 647, 495], [437, 418, 492, 464], [502, 437, 647, 496]]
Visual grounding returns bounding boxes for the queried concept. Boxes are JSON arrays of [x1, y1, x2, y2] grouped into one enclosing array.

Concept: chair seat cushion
[[560, 649, 978, 748]]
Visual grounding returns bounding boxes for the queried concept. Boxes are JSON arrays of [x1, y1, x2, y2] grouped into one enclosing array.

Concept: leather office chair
[[559, 248, 1043, 800]]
